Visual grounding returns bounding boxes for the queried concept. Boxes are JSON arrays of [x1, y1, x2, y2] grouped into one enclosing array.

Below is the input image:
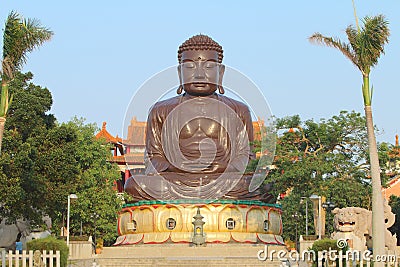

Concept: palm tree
[[309, 15, 389, 261], [0, 11, 53, 153]]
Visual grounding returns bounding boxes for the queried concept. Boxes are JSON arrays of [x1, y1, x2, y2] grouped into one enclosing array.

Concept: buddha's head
[[177, 35, 225, 96]]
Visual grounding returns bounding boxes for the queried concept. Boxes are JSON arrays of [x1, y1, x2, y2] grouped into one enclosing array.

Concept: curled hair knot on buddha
[[177, 34, 224, 64]]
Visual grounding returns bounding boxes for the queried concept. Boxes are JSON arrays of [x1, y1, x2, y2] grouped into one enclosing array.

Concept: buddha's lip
[[191, 82, 207, 87]]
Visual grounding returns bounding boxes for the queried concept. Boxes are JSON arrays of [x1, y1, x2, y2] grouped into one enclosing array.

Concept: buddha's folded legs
[[124, 172, 274, 203]]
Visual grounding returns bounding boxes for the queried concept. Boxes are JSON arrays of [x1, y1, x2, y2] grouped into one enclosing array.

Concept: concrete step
[[99, 244, 286, 258], [94, 258, 281, 267], [91, 244, 287, 267]]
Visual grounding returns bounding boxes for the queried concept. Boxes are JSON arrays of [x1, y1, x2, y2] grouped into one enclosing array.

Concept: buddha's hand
[[205, 162, 238, 173], [165, 161, 238, 173], [166, 164, 185, 173]]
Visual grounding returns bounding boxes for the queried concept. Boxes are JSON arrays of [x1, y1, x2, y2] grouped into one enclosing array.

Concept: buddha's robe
[[124, 93, 273, 203]]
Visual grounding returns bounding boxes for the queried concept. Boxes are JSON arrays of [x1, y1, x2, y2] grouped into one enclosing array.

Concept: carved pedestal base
[[115, 200, 283, 245]]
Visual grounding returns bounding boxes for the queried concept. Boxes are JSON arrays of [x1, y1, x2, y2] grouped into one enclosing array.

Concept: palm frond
[[22, 17, 54, 53], [345, 25, 365, 73], [345, 25, 358, 51], [309, 15, 390, 76], [309, 33, 360, 71], [1, 10, 53, 81], [357, 15, 390, 69], [2, 11, 23, 79]]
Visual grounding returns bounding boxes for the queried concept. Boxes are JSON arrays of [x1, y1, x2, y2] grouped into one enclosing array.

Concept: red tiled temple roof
[[96, 122, 122, 143]]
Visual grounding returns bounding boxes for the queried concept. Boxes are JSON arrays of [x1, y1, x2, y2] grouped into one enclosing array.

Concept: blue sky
[[1, 1, 399, 143]]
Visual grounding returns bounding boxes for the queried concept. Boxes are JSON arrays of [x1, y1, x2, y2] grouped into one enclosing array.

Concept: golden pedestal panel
[[115, 200, 283, 245]]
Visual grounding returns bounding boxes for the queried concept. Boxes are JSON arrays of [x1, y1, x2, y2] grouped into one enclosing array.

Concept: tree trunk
[[0, 117, 5, 154], [365, 105, 385, 265]]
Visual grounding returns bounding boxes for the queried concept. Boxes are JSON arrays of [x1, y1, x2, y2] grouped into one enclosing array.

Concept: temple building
[[95, 119, 145, 193], [382, 135, 400, 200]]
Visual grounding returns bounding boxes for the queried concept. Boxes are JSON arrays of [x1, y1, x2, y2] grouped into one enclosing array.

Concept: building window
[[263, 220, 269, 232], [226, 218, 235, 230], [166, 218, 176, 230]]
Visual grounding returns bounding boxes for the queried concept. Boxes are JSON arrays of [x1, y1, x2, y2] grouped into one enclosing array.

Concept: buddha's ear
[[177, 64, 183, 94], [218, 64, 225, 94]]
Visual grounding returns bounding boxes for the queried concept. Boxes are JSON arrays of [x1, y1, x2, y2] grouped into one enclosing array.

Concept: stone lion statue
[[331, 200, 396, 251]]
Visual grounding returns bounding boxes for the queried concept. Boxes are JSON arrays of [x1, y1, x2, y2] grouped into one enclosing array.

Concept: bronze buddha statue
[[124, 35, 273, 203]]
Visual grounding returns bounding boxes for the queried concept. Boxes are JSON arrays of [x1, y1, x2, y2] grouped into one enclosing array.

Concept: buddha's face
[[178, 50, 224, 96]]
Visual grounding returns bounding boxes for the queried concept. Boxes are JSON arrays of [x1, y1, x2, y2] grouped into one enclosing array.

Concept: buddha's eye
[[184, 62, 195, 69], [205, 62, 217, 69]]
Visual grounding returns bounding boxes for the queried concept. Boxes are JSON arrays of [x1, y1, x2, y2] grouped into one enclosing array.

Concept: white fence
[[1, 250, 60, 267]]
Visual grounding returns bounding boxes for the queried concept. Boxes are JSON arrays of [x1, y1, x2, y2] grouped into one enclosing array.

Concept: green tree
[[0, 73, 122, 245], [6, 72, 56, 140], [266, 111, 372, 241], [309, 14, 390, 257], [0, 72, 56, 222], [61, 118, 122, 245], [0, 11, 53, 153]]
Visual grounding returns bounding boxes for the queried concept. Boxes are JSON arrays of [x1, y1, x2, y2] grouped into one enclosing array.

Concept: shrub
[[70, 235, 90, 241], [310, 238, 347, 267], [311, 238, 341, 251], [27, 236, 68, 267]]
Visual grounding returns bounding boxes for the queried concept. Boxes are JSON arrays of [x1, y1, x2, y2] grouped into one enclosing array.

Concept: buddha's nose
[[194, 63, 206, 79]]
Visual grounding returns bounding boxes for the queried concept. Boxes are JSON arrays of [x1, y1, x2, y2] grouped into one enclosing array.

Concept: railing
[[1, 250, 60, 267]]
